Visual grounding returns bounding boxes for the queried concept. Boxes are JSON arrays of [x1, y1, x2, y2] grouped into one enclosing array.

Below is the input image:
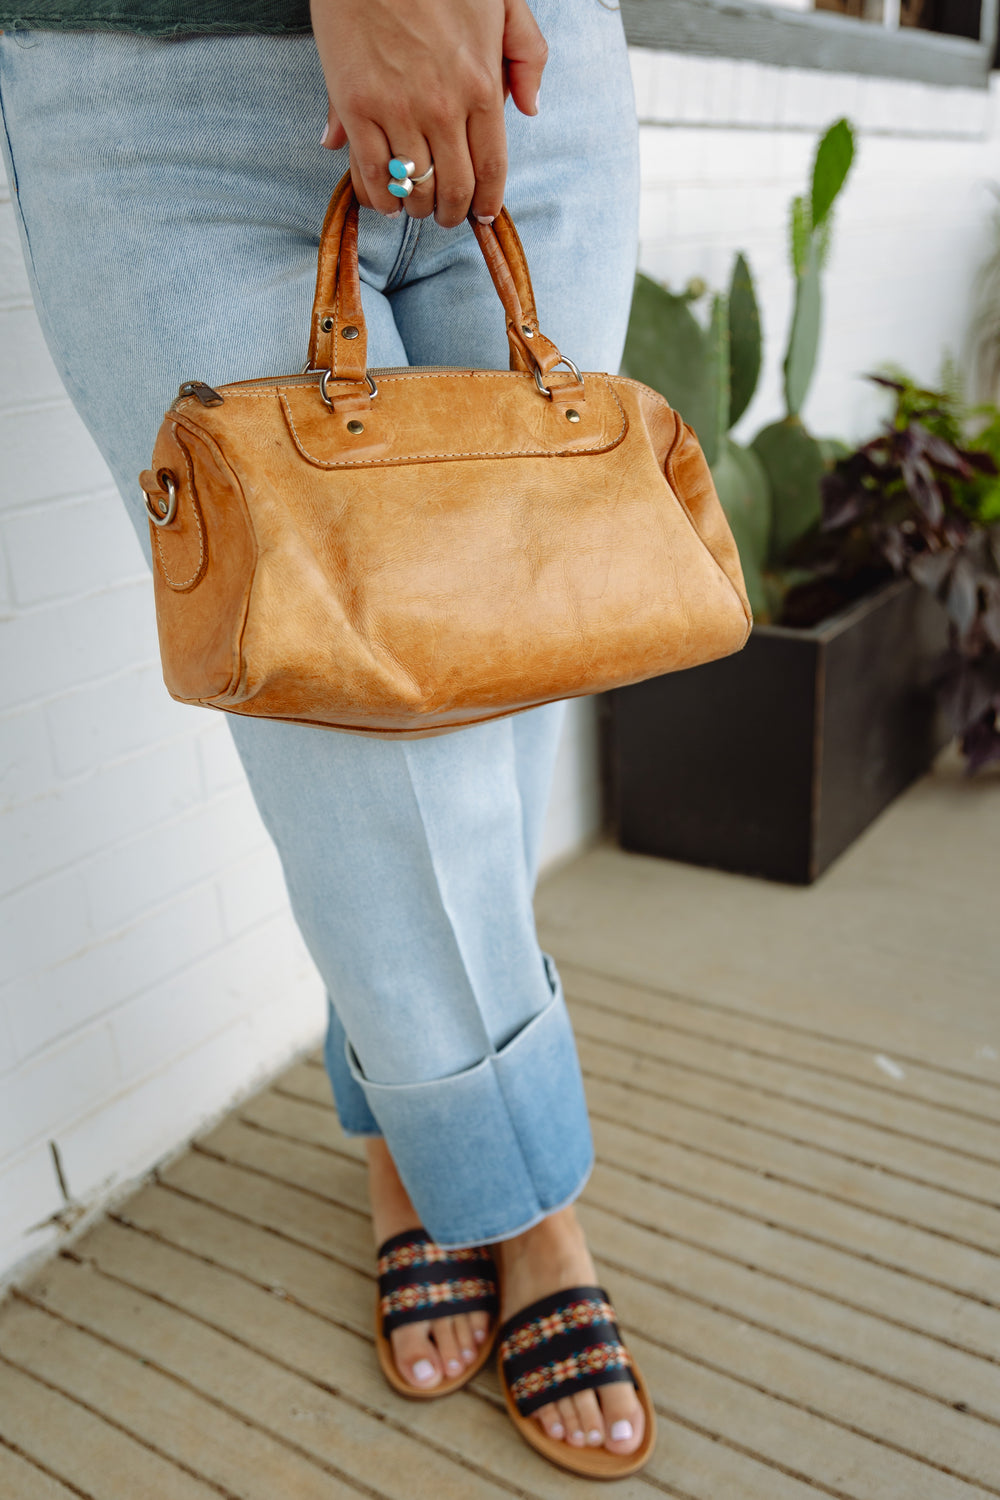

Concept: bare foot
[[497, 1206, 644, 1456], [367, 1138, 494, 1391]]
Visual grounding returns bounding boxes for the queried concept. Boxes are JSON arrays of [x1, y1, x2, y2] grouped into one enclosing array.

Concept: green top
[[0, 1, 311, 32]]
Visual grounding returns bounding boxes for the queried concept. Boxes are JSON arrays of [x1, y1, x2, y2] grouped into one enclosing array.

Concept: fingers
[[321, 106, 348, 152], [347, 119, 406, 216], [467, 88, 508, 223], [503, 0, 548, 118]]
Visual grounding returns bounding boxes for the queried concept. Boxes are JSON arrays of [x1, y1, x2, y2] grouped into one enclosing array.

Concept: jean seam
[[384, 212, 423, 292]]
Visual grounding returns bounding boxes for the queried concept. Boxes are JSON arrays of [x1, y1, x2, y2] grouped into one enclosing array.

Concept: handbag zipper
[[171, 366, 526, 410]]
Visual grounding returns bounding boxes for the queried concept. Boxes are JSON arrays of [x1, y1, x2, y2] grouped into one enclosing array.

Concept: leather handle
[[307, 171, 574, 395]]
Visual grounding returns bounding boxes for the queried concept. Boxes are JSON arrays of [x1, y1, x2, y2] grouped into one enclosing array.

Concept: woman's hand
[[311, 0, 548, 227]]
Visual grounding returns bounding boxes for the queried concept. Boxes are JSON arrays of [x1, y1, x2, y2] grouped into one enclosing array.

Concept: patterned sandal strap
[[498, 1284, 637, 1418], [377, 1229, 499, 1338]]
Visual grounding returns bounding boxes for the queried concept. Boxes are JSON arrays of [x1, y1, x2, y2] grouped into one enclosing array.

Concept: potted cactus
[[608, 119, 951, 885]]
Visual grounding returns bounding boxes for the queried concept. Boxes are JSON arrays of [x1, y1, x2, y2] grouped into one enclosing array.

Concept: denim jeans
[[0, 5, 639, 1246]]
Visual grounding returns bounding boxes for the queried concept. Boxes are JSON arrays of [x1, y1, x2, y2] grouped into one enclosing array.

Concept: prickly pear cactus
[[728, 253, 762, 428], [622, 274, 713, 453], [752, 418, 826, 563], [784, 245, 821, 418], [781, 118, 855, 418], [713, 438, 771, 617]]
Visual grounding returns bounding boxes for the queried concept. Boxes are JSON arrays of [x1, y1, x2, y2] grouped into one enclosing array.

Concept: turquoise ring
[[387, 156, 434, 199]]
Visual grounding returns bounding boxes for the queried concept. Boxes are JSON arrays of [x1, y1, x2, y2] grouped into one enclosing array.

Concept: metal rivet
[[520, 324, 534, 338], [341, 325, 359, 340], [320, 316, 334, 332], [157, 498, 168, 514], [347, 419, 365, 435], [565, 409, 581, 423]]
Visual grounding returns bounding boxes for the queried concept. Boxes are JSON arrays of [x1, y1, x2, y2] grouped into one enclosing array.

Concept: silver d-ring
[[143, 470, 178, 527], [320, 369, 378, 409], [534, 356, 583, 400]]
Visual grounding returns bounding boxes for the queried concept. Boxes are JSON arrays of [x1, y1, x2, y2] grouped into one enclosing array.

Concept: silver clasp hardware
[[319, 370, 379, 408], [534, 356, 583, 401], [143, 469, 178, 527]]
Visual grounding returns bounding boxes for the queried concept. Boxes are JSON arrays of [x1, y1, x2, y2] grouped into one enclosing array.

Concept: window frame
[[620, 0, 999, 88]]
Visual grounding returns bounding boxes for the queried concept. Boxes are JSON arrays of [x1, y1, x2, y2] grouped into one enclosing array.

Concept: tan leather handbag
[[140, 172, 751, 738]]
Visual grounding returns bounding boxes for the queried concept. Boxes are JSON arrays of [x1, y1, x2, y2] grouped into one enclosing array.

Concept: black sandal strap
[[377, 1229, 498, 1337], [499, 1284, 637, 1418]]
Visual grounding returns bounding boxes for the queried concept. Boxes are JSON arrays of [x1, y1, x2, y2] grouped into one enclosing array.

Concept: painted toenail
[[462, 1347, 475, 1363], [570, 1431, 585, 1445], [550, 1422, 565, 1439], [412, 1359, 437, 1384], [473, 1327, 487, 1344], [446, 1358, 463, 1375], [587, 1429, 603, 1445], [610, 1419, 634, 1442]]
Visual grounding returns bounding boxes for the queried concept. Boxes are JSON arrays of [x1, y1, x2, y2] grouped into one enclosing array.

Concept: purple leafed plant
[[819, 374, 1000, 772]]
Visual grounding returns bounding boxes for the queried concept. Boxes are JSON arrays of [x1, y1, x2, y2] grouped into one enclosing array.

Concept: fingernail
[[610, 1420, 634, 1442], [534, 90, 541, 114], [320, 122, 330, 147], [475, 214, 495, 225], [462, 1347, 475, 1364], [550, 1422, 565, 1439], [473, 1327, 487, 1344], [445, 1358, 463, 1375], [588, 1429, 603, 1446], [412, 1359, 437, 1384], [387, 209, 403, 219]]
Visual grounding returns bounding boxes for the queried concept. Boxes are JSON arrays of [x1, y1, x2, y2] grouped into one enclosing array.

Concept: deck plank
[[568, 998, 1000, 1191], [192, 1106, 1000, 1422], [0, 1299, 361, 1500], [4, 761, 999, 1500], [534, 842, 1000, 1082], [70, 1219, 661, 1500], [21, 1259, 525, 1500], [560, 962, 1000, 1125], [583, 1159, 1000, 1358], [0, 1358, 221, 1500], [0, 1439, 90, 1500], [583, 1072, 1000, 1253], [573, 1033, 1000, 1226], [152, 1137, 1000, 1489], [274, 1055, 1000, 1256]]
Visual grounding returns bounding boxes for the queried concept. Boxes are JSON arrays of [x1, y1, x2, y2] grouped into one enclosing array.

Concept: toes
[[450, 1312, 478, 1366], [557, 1395, 586, 1447], [573, 1387, 605, 1447], [468, 1309, 493, 1348], [431, 1316, 466, 1382], [600, 1379, 645, 1454], [533, 1400, 566, 1444], [390, 1322, 442, 1390]]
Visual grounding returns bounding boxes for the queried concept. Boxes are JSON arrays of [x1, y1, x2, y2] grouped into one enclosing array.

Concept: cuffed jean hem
[[344, 969, 595, 1249]]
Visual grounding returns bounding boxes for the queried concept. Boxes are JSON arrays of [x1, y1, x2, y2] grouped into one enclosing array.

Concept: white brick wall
[[2, 48, 999, 1290], [0, 166, 328, 1285]]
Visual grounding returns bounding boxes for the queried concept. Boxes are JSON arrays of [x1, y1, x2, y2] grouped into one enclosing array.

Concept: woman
[[0, 0, 651, 1477]]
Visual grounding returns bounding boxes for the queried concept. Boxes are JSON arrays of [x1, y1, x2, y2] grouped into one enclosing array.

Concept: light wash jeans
[[0, 5, 639, 1246]]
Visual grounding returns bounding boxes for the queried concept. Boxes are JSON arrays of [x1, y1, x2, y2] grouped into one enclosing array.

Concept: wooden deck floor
[[2, 749, 999, 1498]]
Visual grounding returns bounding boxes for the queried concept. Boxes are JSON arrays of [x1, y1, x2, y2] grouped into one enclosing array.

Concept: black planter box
[[608, 578, 951, 884]]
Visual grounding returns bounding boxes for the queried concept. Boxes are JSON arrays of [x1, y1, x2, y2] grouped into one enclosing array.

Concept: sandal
[[497, 1284, 657, 1479], [374, 1228, 499, 1399]]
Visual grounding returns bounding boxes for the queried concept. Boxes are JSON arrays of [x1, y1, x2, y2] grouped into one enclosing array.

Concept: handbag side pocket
[[144, 418, 257, 705]]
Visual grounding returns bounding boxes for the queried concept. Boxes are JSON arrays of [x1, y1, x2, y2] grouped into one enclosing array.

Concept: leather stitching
[[152, 438, 206, 591], [276, 379, 627, 469]]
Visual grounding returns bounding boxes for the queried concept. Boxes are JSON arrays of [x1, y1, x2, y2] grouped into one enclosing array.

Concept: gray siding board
[[621, 0, 993, 88]]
